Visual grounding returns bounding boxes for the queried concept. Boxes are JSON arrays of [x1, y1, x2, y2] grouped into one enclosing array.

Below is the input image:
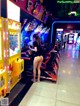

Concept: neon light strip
[[51, 21, 80, 43], [57, 1, 80, 3]]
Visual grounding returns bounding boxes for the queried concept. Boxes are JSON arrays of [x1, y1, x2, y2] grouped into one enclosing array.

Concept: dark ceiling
[[57, 3, 80, 18], [43, 0, 80, 18], [43, 0, 57, 16]]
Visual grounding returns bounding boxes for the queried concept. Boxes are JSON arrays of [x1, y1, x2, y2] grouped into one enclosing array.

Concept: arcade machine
[[56, 28, 63, 49], [68, 31, 74, 44], [0, 17, 8, 99], [21, 19, 59, 82], [4, 19, 24, 92], [56, 28, 63, 42]]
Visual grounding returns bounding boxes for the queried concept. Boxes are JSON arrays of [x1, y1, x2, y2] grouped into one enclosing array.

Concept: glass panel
[[9, 33, 20, 56]]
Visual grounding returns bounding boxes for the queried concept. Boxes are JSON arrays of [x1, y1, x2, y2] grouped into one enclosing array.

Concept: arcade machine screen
[[63, 30, 79, 44], [0, 31, 2, 60], [56, 28, 63, 42], [21, 19, 50, 50], [68, 34, 74, 44], [31, 25, 50, 43], [9, 34, 19, 56], [21, 19, 38, 48], [39, 27, 50, 43]]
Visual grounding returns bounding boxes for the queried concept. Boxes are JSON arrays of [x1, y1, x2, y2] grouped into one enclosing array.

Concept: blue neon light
[[51, 21, 80, 43]]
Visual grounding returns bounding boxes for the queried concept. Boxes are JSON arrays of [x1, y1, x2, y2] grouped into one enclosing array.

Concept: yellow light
[[4, 50, 6, 58], [5, 87, 7, 90], [68, 71, 71, 75], [5, 66, 7, 70], [62, 90, 67, 93], [40, 0, 43, 3], [3, 32, 6, 41], [63, 70, 66, 73]]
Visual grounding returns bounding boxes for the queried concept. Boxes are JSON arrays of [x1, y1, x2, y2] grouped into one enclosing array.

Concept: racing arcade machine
[[21, 19, 59, 82]]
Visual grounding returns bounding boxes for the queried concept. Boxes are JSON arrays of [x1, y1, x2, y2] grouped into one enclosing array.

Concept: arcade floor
[[19, 44, 80, 106]]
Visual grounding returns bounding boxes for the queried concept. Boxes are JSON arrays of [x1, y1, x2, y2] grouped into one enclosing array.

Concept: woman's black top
[[33, 41, 43, 57]]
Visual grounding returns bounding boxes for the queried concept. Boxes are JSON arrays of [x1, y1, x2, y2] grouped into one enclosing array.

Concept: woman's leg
[[33, 57, 38, 82], [37, 56, 43, 82]]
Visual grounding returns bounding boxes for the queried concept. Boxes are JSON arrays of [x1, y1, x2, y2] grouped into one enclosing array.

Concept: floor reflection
[[66, 44, 80, 59]]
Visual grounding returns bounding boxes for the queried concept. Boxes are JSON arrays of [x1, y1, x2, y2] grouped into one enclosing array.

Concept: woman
[[29, 34, 43, 82]]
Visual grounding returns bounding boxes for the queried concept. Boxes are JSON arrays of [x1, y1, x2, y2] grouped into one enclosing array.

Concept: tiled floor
[[19, 44, 80, 106]]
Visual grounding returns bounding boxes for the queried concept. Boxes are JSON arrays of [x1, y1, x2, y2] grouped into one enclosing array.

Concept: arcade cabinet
[[21, 19, 59, 82], [4, 19, 24, 92], [68, 31, 74, 44], [0, 17, 8, 99]]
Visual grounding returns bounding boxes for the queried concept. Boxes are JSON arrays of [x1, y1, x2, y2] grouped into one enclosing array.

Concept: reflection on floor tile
[[22, 82, 57, 98], [57, 88, 80, 105], [56, 100, 80, 106], [19, 94, 56, 106], [57, 44, 80, 105], [27, 82, 57, 99]]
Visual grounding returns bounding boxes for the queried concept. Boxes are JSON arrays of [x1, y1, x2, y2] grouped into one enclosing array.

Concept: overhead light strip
[[57, 1, 80, 3]]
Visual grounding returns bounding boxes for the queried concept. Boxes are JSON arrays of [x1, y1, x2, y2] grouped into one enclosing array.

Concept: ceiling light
[[68, 11, 79, 16]]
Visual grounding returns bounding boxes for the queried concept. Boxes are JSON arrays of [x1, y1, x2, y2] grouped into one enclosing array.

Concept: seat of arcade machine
[[21, 44, 60, 83]]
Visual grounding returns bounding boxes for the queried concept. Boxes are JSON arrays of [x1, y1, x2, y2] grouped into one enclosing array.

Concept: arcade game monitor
[[9, 33, 19, 57], [21, 19, 38, 48], [21, 19, 50, 49], [56, 28, 63, 42], [56, 28, 79, 43], [68, 34, 74, 44], [63, 30, 79, 44]]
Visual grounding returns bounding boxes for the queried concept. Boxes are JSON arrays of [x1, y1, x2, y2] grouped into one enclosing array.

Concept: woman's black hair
[[33, 34, 41, 45], [33, 34, 38, 40]]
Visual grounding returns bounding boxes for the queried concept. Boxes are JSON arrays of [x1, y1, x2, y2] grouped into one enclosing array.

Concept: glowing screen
[[56, 28, 63, 41], [9, 34, 19, 56], [68, 34, 74, 43], [21, 19, 50, 49]]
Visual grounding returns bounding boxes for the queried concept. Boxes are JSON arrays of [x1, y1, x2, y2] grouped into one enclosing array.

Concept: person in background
[[63, 35, 67, 49], [29, 34, 43, 82]]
